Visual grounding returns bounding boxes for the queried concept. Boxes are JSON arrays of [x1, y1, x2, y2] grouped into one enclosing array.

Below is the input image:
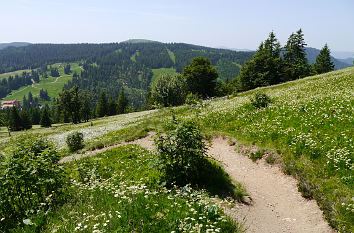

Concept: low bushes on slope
[[20, 145, 242, 233]]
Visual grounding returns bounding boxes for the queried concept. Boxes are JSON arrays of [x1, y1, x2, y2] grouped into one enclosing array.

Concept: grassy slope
[[130, 51, 139, 62], [1, 67, 352, 231], [171, 67, 353, 232], [2, 62, 82, 104], [167, 48, 176, 64], [151, 67, 177, 84], [0, 69, 32, 81], [14, 145, 241, 232]]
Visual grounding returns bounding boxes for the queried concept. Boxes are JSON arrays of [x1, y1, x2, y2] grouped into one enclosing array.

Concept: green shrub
[[155, 119, 206, 186], [66, 131, 84, 152], [250, 149, 264, 162], [0, 136, 68, 230], [250, 92, 272, 108], [185, 92, 202, 105], [156, 118, 244, 199]]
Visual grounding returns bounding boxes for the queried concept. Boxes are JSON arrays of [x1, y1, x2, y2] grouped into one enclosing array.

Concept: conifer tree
[[97, 90, 108, 117], [19, 110, 32, 130], [80, 97, 91, 122], [117, 90, 128, 114], [283, 29, 310, 80], [314, 44, 334, 74], [107, 96, 117, 116], [9, 107, 23, 131], [239, 31, 284, 91], [40, 106, 52, 127]]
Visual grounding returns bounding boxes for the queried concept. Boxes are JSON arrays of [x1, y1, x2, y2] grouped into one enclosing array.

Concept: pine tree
[[9, 107, 23, 131], [97, 90, 108, 117], [64, 64, 71, 74], [314, 44, 334, 74], [239, 31, 284, 91], [80, 92, 92, 122], [283, 29, 310, 80], [117, 90, 128, 114], [19, 110, 32, 130], [40, 106, 52, 127], [28, 91, 33, 104], [107, 96, 117, 116]]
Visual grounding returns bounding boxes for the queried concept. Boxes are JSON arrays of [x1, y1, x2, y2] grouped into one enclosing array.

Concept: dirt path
[[59, 133, 155, 163], [60, 134, 334, 233], [209, 136, 334, 233], [52, 76, 61, 83]]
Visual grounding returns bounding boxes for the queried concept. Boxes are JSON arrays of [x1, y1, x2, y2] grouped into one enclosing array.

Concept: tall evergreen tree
[[30, 107, 41, 125], [56, 86, 83, 124], [80, 97, 91, 122], [64, 63, 71, 74], [40, 106, 52, 127], [9, 107, 23, 131], [69, 86, 81, 124], [28, 91, 33, 104], [19, 110, 32, 130], [117, 90, 128, 114], [107, 96, 117, 116], [314, 44, 334, 74], [97, 90, 108, 117], [283, 29, 310, 80], [239, 31, 284, 91]]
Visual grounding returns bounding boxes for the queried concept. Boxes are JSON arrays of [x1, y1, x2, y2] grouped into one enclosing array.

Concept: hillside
[[0, 42, 30, 50], [305, 47, 351, 69], [2, 62, 82, 105], [1, 66, 352, 232], [338, 57, 354, 65], [0, 42, 254, 107]]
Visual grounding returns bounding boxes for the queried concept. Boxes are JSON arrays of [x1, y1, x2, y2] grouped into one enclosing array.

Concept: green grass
[[167, 48, 176, 64], [1, 66, 353, 232], [130, 50, 139, 62], [232, 62, 242, 69], [0, 69, 32, 80], [151, 67, 177, 84], [167, 67, 354, 232], [11, 145, 242, 232], [2, 62, 82, 104]]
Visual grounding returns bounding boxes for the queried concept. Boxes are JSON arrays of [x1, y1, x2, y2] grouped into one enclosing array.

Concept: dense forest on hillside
[[0, 43, 121, 73], [2, 40, 349, 110], [40, 42, 253, 107], [0, 42, 254, 108]]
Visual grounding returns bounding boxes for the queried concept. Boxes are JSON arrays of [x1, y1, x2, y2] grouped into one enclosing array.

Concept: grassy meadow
[[0, 69, 32, 81], [169, 67, 354, 232], [151, 67, 177, 84], [2, 62, 82, 104], [0, 67, 353, 232]]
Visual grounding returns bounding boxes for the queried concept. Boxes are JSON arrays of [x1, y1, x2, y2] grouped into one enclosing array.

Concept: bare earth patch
[[209, 136, 334, 233], [60, 134, 334, 233]]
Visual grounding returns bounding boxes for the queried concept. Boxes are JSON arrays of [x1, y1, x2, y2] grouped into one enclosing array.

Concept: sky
[[1, 0, 354, 53]]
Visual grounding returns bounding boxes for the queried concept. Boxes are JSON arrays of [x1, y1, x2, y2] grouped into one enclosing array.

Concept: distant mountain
[[331, 51, 354, 59], [121, 39, 161, 44], [305, 47, 351, 70], [337, 57, 354, 65], [0, 42, 30, 50], [0, 41, 255, 107], [217, 46, 254, 52]]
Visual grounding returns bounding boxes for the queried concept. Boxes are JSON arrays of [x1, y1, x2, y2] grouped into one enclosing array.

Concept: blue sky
[[1, 0, 354, 52]]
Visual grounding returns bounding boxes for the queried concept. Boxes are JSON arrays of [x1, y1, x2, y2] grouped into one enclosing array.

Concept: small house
[[1, 99, 20, 109]]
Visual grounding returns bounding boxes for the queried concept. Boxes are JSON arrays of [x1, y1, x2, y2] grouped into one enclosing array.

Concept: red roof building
[[1, 99, 20, 109]]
